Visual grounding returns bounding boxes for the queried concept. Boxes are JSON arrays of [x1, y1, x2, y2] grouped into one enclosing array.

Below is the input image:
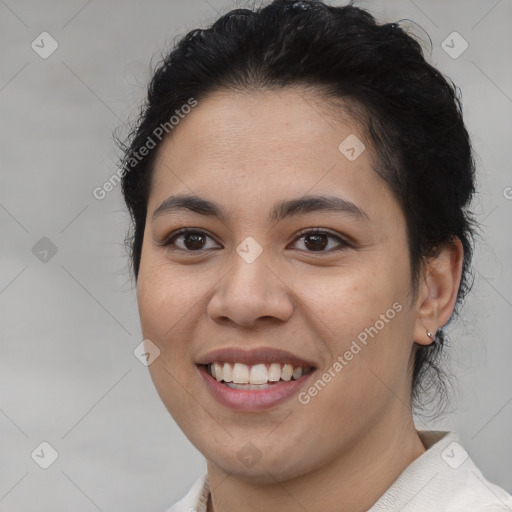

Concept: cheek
[[293, 262, 393, 333], [295, 261, 412, 387], [136, 263, 208, 427], [137, 257, 205, 342]]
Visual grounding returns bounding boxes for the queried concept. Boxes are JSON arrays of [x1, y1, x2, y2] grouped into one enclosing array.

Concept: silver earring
[[426, 330, 435, 342]]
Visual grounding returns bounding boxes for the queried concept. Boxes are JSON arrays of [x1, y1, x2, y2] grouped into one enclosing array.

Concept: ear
[[413, 237, 464, 346]]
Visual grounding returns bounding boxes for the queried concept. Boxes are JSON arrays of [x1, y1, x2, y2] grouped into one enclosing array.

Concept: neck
[[206, 411, 426, 512]]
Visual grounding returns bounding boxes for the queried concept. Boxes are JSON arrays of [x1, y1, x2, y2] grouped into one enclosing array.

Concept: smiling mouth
[[201, 361, 315, 389]]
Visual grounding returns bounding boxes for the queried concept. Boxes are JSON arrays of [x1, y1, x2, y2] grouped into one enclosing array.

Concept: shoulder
[[430, 432, 512, 512], [441, 462, 512, 511], [370, 431, 512, 512], [164, 472, 209, 512]]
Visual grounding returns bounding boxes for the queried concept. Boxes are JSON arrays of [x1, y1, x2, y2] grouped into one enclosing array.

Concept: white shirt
[[165, 430, 512, 512]]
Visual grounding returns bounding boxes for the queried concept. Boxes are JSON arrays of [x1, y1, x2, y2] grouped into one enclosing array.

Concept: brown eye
[[163, 229, 220, 252], [290, 229, 350, 252], [162, 228, 350, 254], [304, 233, 328, 251]]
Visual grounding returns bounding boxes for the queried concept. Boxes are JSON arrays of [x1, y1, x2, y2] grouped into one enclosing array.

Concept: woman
[[119, 1, 512, 510]]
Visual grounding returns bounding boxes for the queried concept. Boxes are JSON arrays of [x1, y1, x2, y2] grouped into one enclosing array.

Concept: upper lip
[[196, 347, 317, 368]]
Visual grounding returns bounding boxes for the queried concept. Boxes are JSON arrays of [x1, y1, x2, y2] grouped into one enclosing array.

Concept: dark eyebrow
[[152, 194, 369, 223]]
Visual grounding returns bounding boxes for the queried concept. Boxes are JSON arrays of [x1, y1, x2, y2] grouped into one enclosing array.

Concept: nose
[[206, 249, 294, 328]]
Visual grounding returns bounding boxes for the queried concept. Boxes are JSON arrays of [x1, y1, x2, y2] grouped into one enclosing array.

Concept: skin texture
[[136, 88, 463, 512]]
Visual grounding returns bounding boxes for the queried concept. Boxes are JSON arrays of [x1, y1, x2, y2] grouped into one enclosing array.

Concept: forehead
[[159, 87, 365, 165], [148, 87, 398, 226]]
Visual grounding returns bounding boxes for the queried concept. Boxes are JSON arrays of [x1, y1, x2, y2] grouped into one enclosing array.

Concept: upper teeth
[[208, 362, 313, 384]]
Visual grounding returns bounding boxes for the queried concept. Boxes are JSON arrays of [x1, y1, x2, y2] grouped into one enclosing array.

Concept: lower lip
[[198, 365, 316, 411]]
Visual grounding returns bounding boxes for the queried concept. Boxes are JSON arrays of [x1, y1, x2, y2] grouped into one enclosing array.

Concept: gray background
[[1, 0, 511, 510]]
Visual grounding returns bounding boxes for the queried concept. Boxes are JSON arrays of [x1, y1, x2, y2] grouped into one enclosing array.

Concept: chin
[[206, 445, 316, 484]]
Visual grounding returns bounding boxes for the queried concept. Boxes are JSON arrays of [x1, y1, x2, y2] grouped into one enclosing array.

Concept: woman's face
[[137, 88, 424, 482]]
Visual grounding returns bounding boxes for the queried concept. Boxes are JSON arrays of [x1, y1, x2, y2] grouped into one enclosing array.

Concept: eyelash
[[161, 228, 351, 254]]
